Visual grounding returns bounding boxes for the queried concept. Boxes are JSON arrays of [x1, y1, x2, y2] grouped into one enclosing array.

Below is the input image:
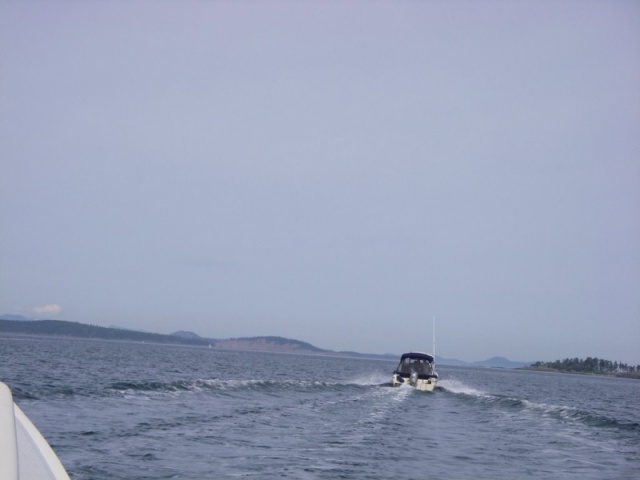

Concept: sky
[[1, 1, 639, 364]]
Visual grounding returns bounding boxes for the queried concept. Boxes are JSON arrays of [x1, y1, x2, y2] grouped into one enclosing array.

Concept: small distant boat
[[0, 382, 71, 480], [392, 317, 439, 391], [391, 352, 439, 391]]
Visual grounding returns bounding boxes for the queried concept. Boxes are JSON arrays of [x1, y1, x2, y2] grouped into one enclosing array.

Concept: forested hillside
[[531, 357, 639, 375]]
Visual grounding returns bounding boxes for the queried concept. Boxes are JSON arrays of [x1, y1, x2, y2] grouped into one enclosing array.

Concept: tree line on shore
[[531, 357, 639, 374]]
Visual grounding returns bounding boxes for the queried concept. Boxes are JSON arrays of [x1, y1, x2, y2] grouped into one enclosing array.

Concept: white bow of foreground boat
[[0, 382, 70, 480]]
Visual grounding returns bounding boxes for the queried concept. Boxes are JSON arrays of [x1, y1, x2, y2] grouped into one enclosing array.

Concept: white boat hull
[[0, 382, 71, 480], [392, 373, 437, 391]]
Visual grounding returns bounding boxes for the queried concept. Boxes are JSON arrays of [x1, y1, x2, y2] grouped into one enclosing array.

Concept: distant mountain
[[0, 319, 327, 354], [0, 319, 210, 346], [0, 318, 529, 366], [436, 356, 472, 367], [171, 330, 202, 340], [431, 356, 531, 368], [0, 314, 32, 321], [336, 350, 397, 361], [473, 356, 531, 368], [215, 336, 324, 353]]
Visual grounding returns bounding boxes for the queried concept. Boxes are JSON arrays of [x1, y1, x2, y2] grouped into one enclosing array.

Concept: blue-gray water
[[1, 335, 638, 479]]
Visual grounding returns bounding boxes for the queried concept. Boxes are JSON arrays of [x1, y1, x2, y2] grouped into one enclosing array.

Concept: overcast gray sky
[[1, 1, 639, 364]]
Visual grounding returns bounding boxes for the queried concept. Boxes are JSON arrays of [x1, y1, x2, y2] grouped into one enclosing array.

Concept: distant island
[[0, 317, 531, 368], [0, 318, 394, 360], [528, 357, 640, 379], [0, 319, 210, 347]]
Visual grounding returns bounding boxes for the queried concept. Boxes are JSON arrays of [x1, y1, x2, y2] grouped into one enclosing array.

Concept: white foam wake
[[349, 373, 391, 386], [438, 379, 487, 396]]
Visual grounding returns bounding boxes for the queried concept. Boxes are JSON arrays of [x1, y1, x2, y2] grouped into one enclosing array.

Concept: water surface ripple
[[1, 336, 638, 479]]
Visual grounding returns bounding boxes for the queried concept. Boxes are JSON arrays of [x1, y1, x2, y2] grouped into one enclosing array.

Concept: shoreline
[[523, 366, 640, 379]]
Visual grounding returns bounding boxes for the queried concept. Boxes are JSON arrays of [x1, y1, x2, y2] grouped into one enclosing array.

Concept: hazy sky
[[1, 1, 639, 364]]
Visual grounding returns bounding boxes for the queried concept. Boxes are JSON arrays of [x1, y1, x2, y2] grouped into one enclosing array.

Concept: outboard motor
[[410, 371, 418, 385]]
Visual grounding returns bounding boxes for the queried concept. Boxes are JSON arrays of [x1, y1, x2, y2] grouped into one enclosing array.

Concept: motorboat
[[0, 381, 71, 480], [391, 352, 438, 391]]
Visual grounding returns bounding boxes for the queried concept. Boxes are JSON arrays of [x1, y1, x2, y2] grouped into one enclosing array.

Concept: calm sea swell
[[1, 336, 638, 479]]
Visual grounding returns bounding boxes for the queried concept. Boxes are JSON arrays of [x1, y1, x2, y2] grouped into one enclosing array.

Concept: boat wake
[[516, 399, 640, 432], [107, 376, 390, 397], [437, 379, 639, 433], [437, 379, 487, 397]]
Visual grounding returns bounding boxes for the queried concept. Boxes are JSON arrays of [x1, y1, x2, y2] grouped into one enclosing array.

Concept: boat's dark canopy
[[394, 352, 438, 380], [400, 352, 434, 363]]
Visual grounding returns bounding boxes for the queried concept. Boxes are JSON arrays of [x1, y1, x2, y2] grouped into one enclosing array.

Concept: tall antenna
[[432, 316, 436, 361]]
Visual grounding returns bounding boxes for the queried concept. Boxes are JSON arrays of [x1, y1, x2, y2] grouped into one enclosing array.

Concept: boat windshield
[[397, 357, 434, 376]]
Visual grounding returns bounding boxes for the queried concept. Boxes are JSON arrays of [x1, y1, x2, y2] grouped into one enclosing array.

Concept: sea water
[[1, 335, 638, 479]]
